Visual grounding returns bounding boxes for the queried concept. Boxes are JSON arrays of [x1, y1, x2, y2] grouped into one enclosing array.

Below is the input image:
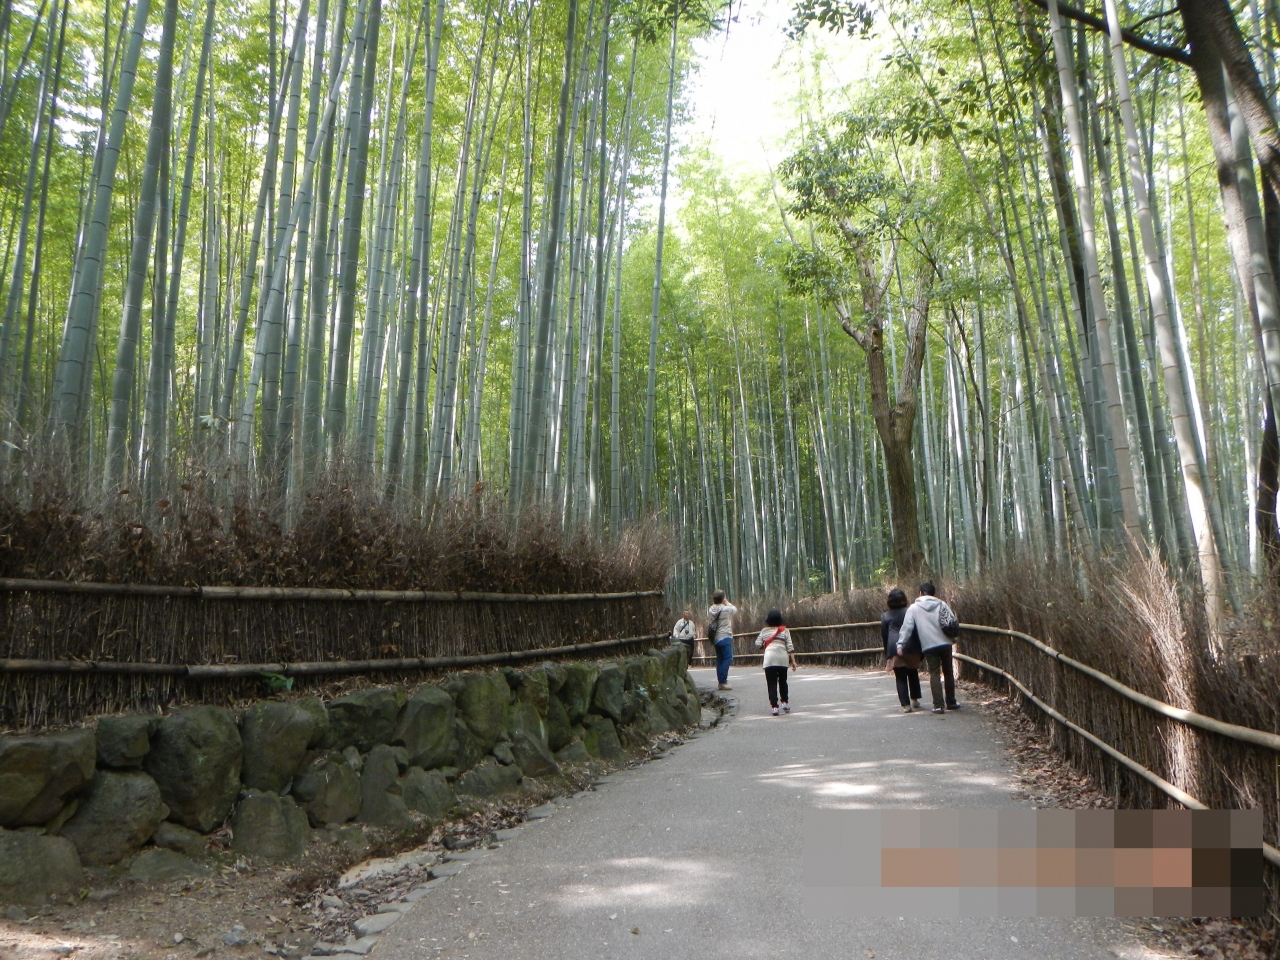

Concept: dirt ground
[[968, 679, 1278, 960]]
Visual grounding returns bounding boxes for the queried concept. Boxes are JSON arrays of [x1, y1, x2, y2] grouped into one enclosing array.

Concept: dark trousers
[[924, 647, 957, 709], [764, 666, 789, 707], [893, 667, 921, 706]]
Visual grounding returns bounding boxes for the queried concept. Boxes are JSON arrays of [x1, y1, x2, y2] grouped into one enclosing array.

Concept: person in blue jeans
[[707, 590, 737, 690]]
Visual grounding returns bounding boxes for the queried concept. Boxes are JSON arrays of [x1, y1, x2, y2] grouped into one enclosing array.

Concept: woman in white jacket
[[755, 609, 798, 716]]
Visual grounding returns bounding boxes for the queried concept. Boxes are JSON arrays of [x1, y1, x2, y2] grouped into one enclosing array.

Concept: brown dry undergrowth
[[0, 468, 672, 594]]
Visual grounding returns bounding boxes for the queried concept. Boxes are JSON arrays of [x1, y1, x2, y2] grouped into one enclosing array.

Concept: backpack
[[938, 603, 961, 639]]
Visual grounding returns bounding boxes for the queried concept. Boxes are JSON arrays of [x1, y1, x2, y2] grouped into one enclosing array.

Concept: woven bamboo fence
[[0, 578, 667, 729]]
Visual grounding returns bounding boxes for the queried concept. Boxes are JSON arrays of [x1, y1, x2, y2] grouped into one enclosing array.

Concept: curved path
[[376, 664, 1163, 960]]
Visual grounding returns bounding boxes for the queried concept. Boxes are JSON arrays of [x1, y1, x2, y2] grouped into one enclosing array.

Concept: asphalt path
[[376, 664, 1163, 960]]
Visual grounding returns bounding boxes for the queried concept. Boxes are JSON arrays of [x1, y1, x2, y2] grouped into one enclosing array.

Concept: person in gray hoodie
[[896, 582, 960, 713]]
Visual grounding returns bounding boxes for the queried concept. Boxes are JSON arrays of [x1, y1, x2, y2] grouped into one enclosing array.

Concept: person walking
[[882, 588, 921, 713], [707, 590, 737, 691], [671, 609, 697, 659], [897, 582, 961, 714], [754, 610, 797, 716]]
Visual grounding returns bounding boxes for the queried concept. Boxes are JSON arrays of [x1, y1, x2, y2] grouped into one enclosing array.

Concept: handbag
[[705, 610, 721, 641], [938, 604, 961, 639]]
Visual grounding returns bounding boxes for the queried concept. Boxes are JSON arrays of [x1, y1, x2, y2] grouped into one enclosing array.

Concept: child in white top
[[754, 609, 797, 715]]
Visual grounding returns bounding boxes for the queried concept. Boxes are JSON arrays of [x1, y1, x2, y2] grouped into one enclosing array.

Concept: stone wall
[[0, 645, 700, 905]]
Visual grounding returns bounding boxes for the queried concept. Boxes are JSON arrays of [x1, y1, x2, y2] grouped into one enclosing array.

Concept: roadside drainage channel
[[301, 696, 733, 960]]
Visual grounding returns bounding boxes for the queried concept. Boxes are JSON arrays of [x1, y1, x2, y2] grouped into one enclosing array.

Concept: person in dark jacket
[[882, 588, 921, 713]]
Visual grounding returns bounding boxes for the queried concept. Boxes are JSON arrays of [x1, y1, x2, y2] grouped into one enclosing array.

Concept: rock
[[590, 664, 626, 724], [317, 823, 369, 856], [153, 821, 207, 858], [553, 740, 591, 765], [516, 667, 549, 717], [618, 724, 648, 753], [400, 768, 454, 820], [43, 797, 79, 834], [581, 714, 625, 762], [454, 672, 510, 750], [340, 937, 379, 956], [491, 741, 516, 766], [325, 688, 406, 753], [508, 701, 546, 743], [0, 727, 96, 828], [542, 661, 566, 693], [353, 912, 399, 936], [95, 716, 157, 769], [0, 828, 83, 904], [145, 707, 242, 833], [342, 746, 363, 771], [525, 802, 556, 819], [455, 759, 522, 797], [221, 924, 252, 947], [240, 699, 326, 794], [557, 663, 598, 724], [129, 848, 212, 882], [452, 721, 489, 771], [510, 730, 559, 779], [357, 745, 410, 831], [392, 686, 457, 770], [231, 789, 310, 861], [59, 771, 168, 866], [292, 751, 361, 827], [545, 694, 573, 752]]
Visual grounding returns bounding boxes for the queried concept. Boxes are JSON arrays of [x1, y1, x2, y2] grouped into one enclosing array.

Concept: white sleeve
[[784, 629, 794, 653]]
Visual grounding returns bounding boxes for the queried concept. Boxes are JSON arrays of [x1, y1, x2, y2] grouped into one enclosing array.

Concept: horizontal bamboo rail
[[0, 577, 664, 603], [959, 624, 1280, 753], [956, 650, 1280, 870], [0, 634, 670, 678]]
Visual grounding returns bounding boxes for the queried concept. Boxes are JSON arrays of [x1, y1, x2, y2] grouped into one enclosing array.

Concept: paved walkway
[[376, 664, 1159, 960]]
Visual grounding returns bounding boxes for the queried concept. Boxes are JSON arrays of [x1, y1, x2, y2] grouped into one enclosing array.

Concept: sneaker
[[946, 702, 960, 710], [911, 699, 921, 710], [781, 702, 790, 713], [901, 704, 912, 713], [718, 683, 733, 691], [771, 706, 779, 716], [932, 707, 944, 714]]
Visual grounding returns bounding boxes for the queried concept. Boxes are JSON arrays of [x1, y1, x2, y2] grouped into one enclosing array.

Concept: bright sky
[[681, 0, 880, 179]]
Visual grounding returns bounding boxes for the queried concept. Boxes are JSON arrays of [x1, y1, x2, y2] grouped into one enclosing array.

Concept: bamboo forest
[[1, 0, 1280, 627]]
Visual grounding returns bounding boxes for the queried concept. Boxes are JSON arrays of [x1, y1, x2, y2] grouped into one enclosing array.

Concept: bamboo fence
[[0, 579, 667, 729]]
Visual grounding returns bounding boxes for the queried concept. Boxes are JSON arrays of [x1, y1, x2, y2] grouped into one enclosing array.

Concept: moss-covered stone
[[230, 790, 310, 861], [60, 771, 168, 866], [240, 699, 326, 794], [144, 707, 241, 833], [325, 688, 406, 753], [557, 663, 598, 724], [292, 750, 361, 826], [393, 685, 458, 770], [0, 727, 96, 828]]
